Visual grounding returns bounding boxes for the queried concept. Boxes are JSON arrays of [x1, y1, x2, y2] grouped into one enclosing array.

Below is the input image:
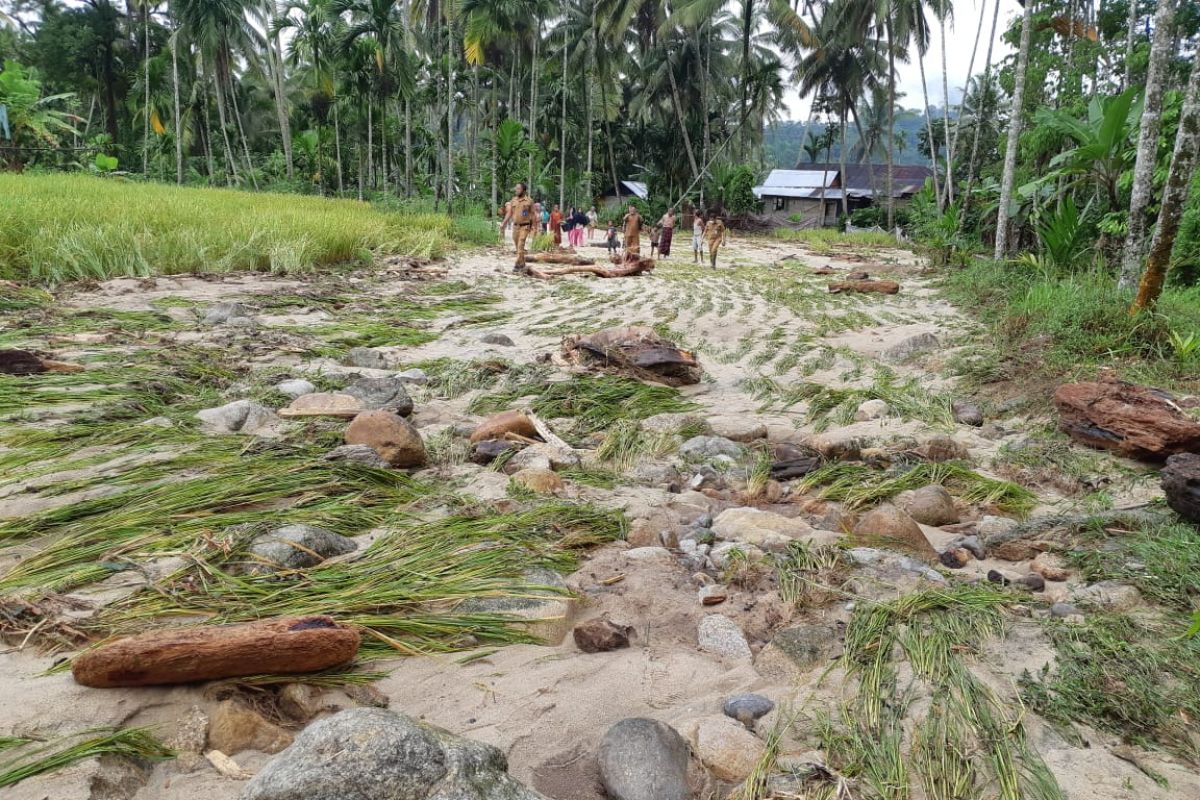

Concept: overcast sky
[[780, 0, 1019, 120]]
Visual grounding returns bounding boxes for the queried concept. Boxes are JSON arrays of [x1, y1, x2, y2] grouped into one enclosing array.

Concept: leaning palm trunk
[[948, 0, 987, 206], [1123, 0, 1138, 89], [917, 47, 944, 211], [210, 58, 239, 182], [994, 0, 1034, 259], [269, 28, 294, 180], [667, 57, 701, 182], [142, 7, 150, 176], [962, 0, 1001, 223], [528, 18, 541, 188], [227, 72, 258, 189], [1120, 0, 1178, 289], [1131, 56, 1200, 312], [885, 18, 896, 231]]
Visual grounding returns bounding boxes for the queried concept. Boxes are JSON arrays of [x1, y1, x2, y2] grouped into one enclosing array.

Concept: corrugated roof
[[620, 180, 649, 199], [760, 169, 838, 190], [792, 162, 936, 194]]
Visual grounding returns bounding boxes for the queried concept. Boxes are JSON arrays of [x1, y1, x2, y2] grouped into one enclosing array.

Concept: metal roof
[[760, 169, 838, 190], [621, 180, 649, 200]]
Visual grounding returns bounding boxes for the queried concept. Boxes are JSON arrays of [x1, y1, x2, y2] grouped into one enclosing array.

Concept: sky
[[780, 0, 1019, 121]]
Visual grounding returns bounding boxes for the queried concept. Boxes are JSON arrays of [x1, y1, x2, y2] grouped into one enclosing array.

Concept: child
[[605, 222, 620, 255], [649, 225, 660, 258]]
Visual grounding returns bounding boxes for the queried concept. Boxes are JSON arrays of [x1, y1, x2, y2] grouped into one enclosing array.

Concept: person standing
[[703, 210, 727, 269], [540, 202, 550, 234], [622, 204, 642, 258], [692, 212, 705, 264], [501, 182, 536, 273], [605, 221, 620, 256], [550, 205, 563, 247], [571, 207, 588, 247], [658, 208, 676, 258], [587, 206, 599, 240]]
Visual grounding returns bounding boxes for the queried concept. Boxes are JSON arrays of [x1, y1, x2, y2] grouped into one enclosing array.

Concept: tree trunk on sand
[[1120, 0, 1177, 290], [962, 0, 1001, 224], [994, 0, 1034, 260], [172, 30, 183, 185], [72, 616, 360, 688], [1131, 56, 1200, 312]]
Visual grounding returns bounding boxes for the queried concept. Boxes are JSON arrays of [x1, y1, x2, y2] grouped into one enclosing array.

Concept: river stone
[[754, 623, 840, 680], [573, 618, 632, 653], [854, 399, 889, 422], [344, 376, 414, 416], [691, 716, 766, 782], [510, 468, 564, 494], [952, 399, 984, 427], [480, 333, 516, 346], [276, 379, 316, 399], [709, 542, 763, 570], [240, 708, 544, 800], [919, 434, 970, 463], [851, 504, 937, 561], [1070, 581, 1141, 612], [471, 439, 521, 465], [280, 392, 364, 418], [977, 515, 1020, 543], [895, 485, 959, 526], [395, 368, 430, 385], [711, 507, 830, 553], [324, 444, 391, 468], [504, 443, 581, 472], [209, 701, 293, 756], [597, 718, 690, 800], [708, 418, 768, 443], [882, 331, 939, 363], [197, 400, 277, 435], [345, 410, 427, 468], [204, 301, 255, 326], [344, 347, 395, 370], [1162, 452, 1200, 523], [248, 524, 357, 572], [679, 435, 745, 461], [723, 694, 775, 727], [697, 614, 752, 660], [459, 567, 576, 645]]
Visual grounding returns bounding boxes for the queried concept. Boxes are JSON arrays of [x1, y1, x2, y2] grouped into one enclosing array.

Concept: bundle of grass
[[0, 728, 171, 789], [747, 373, 953, 430], [796, 461, 1036, 516]]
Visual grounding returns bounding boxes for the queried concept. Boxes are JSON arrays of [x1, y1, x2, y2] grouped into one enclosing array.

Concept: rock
[[805, 431, 865, 461], [597, 718, 690, 800], [276, 379, 316, 399], [480, 333, 516, 346], [708, 418, 768, 443], [680, 435, 745, 461], [323, 444, 391, 468], [470, 410, 538, 443], [699, 584, 728, 606], [951, 535, 986, 560], [1030, 552, 1068, 582], [1070, 581, 1141, 612], [629, 461, 681, 486], [977, 515, 1020, 542], [723, 694, 775, 727], [166, 706, 210, 772], [1017, 573, 1046, 592], [345, 410, 427, 468], [505, 443, 580, 472], [692, 716, 766, 782], [203, 301, 255, 326], [394, 368, 429, 385], [854, 398, 889, 421], [990, 539, 1040, 562], [770, 443, 823, 480], [711, 507, 835, 553], [697, 614, 752, 660], [197, 400, 277, 435], [240, 708, 543, 800], [641, 412, 709, 436], [882, 331, 939, 363], [919, 434, 969, 463], [754, 623, 840, 679], [851, 504, 937, 561], [279, 392, 364, 419], [343, 376, 414, 416], [572, 618, 632, 653], [278, 683, 326, 722], [939, 548, 972, 568], [248, 525, 357, 572], [627, 517, 667, 548], [471, 439, 522, 465], [208, 701, 293, 755], [709, 542, 763, 570], [895, 485, 959, 526], [1050, 602, 1085, 619], [624, 546, 674, 563], [459, 567, 576, 645], [510, 468, 564, 494], [343, 347, 395, 370], [1162, 452, 1200, 522], [1055, 377, 1200, 461], [952, 400, 984, 427]]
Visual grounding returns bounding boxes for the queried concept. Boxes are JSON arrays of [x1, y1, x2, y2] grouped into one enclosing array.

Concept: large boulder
[[851, 504, 937, 561], [1054, 377, 1200, 461], [240, 708, 544, 800], [345, 410, 427, 468], [1162, 452, 1200, 523], [247, 524, 357, 572], [597, 718, 690, 800], [343, 376, 414, 416]]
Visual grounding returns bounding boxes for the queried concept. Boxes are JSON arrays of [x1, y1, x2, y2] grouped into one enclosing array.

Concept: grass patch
[[1067, 518, 1200, 610], [796, 461, 1036, 515], [772, 228, 901, 251], [0, 728, 171, 789], [0, 173, 459, 284], [746, 373, 953, 429]]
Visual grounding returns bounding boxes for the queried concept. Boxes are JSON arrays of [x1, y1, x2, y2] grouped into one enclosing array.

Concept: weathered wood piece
[[529, 253, 655, 279], [527, 252, 596, 265], [562, 326, 702, 386], [72, 616, 360, 688], [0, 349, 86, 375], [827, 280, 900, 295], [1054, 377, 1200, 461]]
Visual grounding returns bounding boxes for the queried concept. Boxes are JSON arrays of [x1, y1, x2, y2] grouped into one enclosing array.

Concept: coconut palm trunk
[[269, 25, 294, 180], [142, 3, 151, 176], [993, 0, 1033, 259], [1120, 0, 1177, 289], [938, 5, 953, 204], [172, 27, 183, 184], [210, 57, 239, 182], [949, 0, 986, 204], [1123, 0, 1138, 89], [528, 17, 541, 188], [917, 47, 943, 210], [885, 17, 896, 231], [667, 55, 701, 182], [560, 25, 568, 211], [961, 0, 1000, 221], [1130, 56, 1200, 311]]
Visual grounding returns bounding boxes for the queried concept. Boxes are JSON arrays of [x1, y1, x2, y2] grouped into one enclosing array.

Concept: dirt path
[[1, 235, 1194, 800]]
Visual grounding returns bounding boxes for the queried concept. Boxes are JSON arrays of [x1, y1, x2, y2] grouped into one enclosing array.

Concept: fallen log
[[828, 279, 900, 295], [562, 325, 702, 386], [845, 270, 871, 280], [528, 255, 655, 279], [72, 616, 360, 688], [527, 252, 596, 266], [1054, 377, 1200, 461], [0, 349, 86, 375], [1162, 453, 1200, 523]]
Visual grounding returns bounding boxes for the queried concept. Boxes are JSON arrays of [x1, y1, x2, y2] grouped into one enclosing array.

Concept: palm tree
[[994, 0, 1034, 259]]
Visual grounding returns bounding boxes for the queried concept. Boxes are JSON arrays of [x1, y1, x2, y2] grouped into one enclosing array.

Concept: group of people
[[500, 181, 728, 273]]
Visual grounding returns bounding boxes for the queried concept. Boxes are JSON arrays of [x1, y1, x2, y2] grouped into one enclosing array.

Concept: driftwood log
[[562, 326, 702, 386], [527, 252, 596, 266], [529, 252, 655, 279], [1054, 377, 1200, 461], [828, 280, 900, 295], [1163, 453, 1200, 523], [0, 349, 85, 375], [72, 616, 360, 688]]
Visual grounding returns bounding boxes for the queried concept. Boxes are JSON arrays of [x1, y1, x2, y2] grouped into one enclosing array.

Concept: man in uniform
[[703, 210, 727, 269], [622, 204, 642, 258], [501, 182, 536, 273]]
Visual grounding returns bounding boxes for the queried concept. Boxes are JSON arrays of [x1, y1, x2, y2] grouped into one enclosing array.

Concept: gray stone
[[882, 331, 939, 363], [203, 301, 255, 326], [458, 568, 576, 645], [196, 400, 277, 435], [629, 461, 681, 486], [723, 694, 775, 726], [977, 515, 1020, 544], [951, 535, 986, 560], [712, 507, 835, 553], [504, 443, 581, 473], [895, 485, 959, 526], [240, 708, 543, 800], [691, 716, 766, 782], [276, 379, 316, 399], [344, 347, 394, 370], [640, 412, 709, 436], [697, 614, 752, 660], [344, 376, 414, 416], [1070, 581, 1141, 612], [324, 444, 391, 468], [854, 398, 889, 422], [480, 333, 516, 346], [708, 418, 768, 443], [597, 718, 690, 800], [248, 524, 357, 572], [679, 435, 745, 461], [952, 400, 984, 427], [754, 624, 840, 679], [1050, 602, 1084, 619], [395, 368, 430, 385]]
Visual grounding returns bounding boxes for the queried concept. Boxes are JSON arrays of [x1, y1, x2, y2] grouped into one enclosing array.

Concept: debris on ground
[[0, 348, 85, 375], [827, 279, 900, 294], [1055, 375, 1200, 459], [561, 325, 702, 386]]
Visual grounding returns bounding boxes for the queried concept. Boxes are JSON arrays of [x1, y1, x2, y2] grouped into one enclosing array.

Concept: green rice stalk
[[796, 462, 1036, 516], [0, 728, 171, 789]]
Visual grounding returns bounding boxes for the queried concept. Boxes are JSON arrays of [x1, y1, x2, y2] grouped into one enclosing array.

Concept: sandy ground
[[2, 234, 1193, 800]]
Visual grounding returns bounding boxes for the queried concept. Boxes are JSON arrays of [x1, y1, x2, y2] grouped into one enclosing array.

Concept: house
[[596, 180, 649, 209], [753, 163, 935, 227]]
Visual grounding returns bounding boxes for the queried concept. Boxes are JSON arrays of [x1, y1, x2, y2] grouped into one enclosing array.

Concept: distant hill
[[763, 108, 952, 169]]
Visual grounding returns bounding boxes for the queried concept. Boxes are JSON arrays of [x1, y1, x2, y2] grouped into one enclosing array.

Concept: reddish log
[[72, 616, 360, 688], [1055, 378, 1200, 461], [827, 280, 900, 295]]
